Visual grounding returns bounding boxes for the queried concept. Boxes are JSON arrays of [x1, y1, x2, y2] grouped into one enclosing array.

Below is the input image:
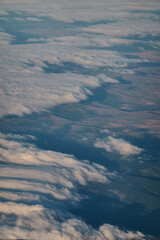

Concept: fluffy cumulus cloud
[[94, 136, 143, 156], [0, 133, 145, 239]]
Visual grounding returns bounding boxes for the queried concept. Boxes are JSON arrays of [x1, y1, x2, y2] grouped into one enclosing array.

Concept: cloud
[[0, 133, 109, 202], [14, 17, 25, 21], [1, 0, 152, 119], [0, 72, 100, 117], [0, 10, 9, 15], [0, 132, 146, 239], [0, 202, 43, 216], [0, 0, 151, 119], [52, 35, 134, 48], [98, 74, 119, 84], [0, 202, 145, 240], [0, 31, 15, 45], [0, 191, 40, 201], [27, 17, 42, 22], [0, 33, 143, 117], [27, 37, 46, 42], [0, 132, 145, 239], [99, 224, 144, 240], [0, 1, 158, 238], [94, 136, 143, 156], [0, 0, 159, 23], [82, 19, 160, 37], [0, 50, 122, 117], [0, 179, 73, 200]]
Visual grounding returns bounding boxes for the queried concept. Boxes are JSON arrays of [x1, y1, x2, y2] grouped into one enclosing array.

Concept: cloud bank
[[0, 39, 122, 117], [0, 0, 154, 117]]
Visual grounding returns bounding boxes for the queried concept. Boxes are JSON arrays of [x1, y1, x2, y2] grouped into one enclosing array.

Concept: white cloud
[[94, 136, 143, 156], [0, 34, 142, 117], [0, 0, 159, 23], [98, 74, 119, 84], [0, 41, 124, 117], [0, 31, 15, 45], [0, 1, 157, 238], [53, 35, 134, 48], [100, 129, 110, 134], [0, 0, 153, 119], [0, 10, 9, 15], [0, 133, 109, 202], [99, 224, 144, 240], [82, 19, 160, 37], [0, 0, 152, 118], [0, 202, 145, 240], [0, 202, 43, 216], [0, 133, 145, 239], [0, 179, 74, 200], [27, 37, 46, 42], [0, 72, 100, 117], [0, 191, 40, 201], [14, 17, 25, 21], [27, 17, 42, 22], [0, 132, 145, 238]]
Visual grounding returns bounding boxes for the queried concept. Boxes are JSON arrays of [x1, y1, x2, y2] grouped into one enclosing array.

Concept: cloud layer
[[0, 133, 145, 239], [0, 133, 109, 200], [0, 0, 159, 238], [0, 203, 144, 240], [0, 40, 122, 117], [0, 0, 156, 117]]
